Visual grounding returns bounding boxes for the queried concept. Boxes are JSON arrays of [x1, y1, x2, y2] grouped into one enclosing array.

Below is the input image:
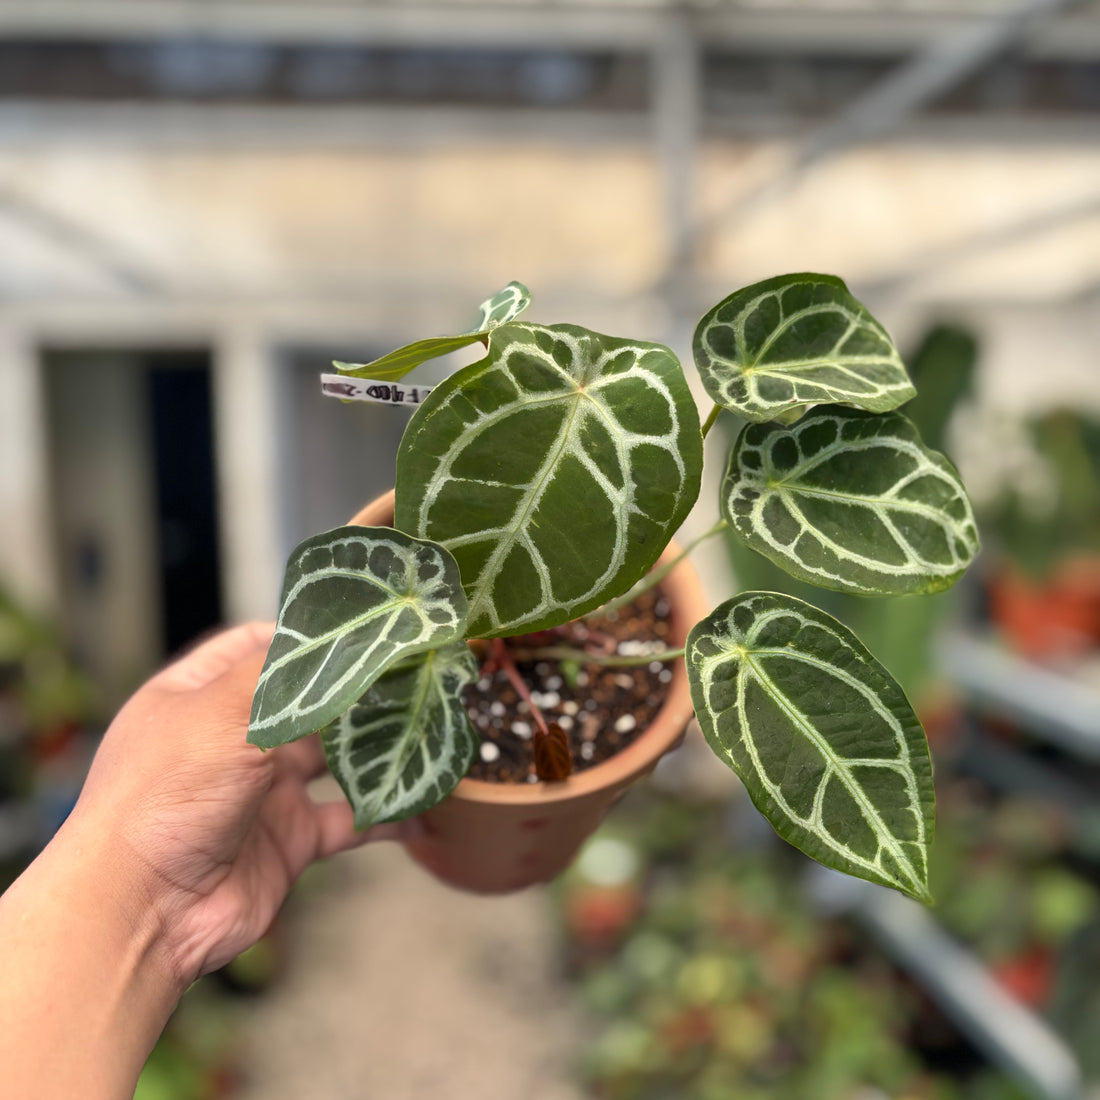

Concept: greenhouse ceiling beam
[[1, 2, 1100, 59], [860, 189, 1100, 298], [0, 1, 662, 50], [0, 102, 651, 150], [693, 0, 1090, 243], [3, 102, 1100, 153], [0, 184, 162, 294]]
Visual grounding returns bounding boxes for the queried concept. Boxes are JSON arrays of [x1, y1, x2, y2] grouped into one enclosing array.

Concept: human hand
[[70, 621, 414, 986]]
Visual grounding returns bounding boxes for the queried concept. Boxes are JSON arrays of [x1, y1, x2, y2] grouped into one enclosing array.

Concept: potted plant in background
[[247, 274, 979, 897], [977, 408, 1100, 661]]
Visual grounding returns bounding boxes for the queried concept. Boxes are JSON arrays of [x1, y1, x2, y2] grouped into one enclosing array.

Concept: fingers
[[311, 799, 424, 861], [155, 622, 275, 694]]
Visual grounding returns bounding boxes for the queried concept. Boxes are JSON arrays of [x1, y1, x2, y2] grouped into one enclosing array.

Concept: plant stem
[[701, 403, 723, 439], [589, 518, 729, 618], [491, 638, 549, 736], [510, 645, 686, 668]]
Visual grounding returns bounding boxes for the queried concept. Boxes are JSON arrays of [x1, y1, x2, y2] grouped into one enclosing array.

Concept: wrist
[[0, 812, 186, 1099], [60, 802, 194, 998], [72, 805, 192, 985]]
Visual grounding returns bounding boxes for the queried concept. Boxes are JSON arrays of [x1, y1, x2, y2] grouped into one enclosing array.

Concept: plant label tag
[[320, 374, 434, 407]]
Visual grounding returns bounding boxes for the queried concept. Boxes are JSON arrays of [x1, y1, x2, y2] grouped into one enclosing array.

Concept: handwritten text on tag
[[320, 373, 434, 407]]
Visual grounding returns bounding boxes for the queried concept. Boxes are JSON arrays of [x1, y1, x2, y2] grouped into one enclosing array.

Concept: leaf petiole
[[701, 402, 723, 439], [491, 637, 550, 737], [589, 518, 728, 619]]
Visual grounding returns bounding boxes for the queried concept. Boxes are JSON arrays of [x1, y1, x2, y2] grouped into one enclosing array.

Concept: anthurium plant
[[248, 274, 979, 903]]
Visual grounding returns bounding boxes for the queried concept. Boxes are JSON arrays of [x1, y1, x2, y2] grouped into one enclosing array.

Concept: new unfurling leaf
[[334, 281, 531, 382]]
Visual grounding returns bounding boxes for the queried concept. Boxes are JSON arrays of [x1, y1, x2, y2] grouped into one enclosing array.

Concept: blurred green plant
[[902, 324, 979, 458], [133, 977, 247, 1100], [931, 788, 1099, 1029], [0, 588, 98, 730], [983, 409, 1100, 580], [564, 793, 1031, 1100]]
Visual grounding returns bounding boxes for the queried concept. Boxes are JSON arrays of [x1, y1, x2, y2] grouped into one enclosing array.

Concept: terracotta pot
[[349, 491, 708, 893], [988, 556, 1100, 660]]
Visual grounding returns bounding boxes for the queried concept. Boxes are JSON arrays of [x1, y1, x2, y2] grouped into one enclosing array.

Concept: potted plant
[[247, 273, 979, 899], [977, 408, 1100, 660]]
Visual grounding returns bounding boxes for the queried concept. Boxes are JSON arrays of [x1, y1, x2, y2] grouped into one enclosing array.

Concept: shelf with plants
[[556, 790, 1035, 1100], [948, 718, 1100, 847], [937, 632, 1100, 766], [942, 405, 1100, 763], [931, 786, 1098, 1012], [817, 778, 1095, 1100], [977, 408, 1100, 663], [0, 588, 99, 882]]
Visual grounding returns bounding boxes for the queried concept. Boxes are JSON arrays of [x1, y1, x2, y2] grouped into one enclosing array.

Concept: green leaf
[[395, 321, 703, 638], [248, 527, 467, 749], [461, 280, 532, 334], [334, 334, 487, 383], [334, 280, 531, 382], [687, 592, 934, 902], [321, 643, 479, 828], [722, 407, 979, 596], [693, 273, 915, 423]]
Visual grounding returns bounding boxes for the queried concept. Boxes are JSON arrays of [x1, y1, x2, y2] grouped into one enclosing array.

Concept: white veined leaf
[[321, 643, 479, 828], [248, 527, 467, 749], [394, 321, 703, 638], [334, 280, 531, 382], [687, 592, 935, 902], [462, 280, 532, 334], [693, 273, 915, 423], [723, 407, 980, 595]]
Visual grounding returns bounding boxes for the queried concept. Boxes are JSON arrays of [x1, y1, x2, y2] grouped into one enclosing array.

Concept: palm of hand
[[73, 624, 406, 983]]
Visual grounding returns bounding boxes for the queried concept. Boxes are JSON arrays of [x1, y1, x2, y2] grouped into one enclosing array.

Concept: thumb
[[154, 622, 275, 694]]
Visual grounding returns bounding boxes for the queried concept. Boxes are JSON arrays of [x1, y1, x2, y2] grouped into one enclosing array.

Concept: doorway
[[43, 348, 222, 705]]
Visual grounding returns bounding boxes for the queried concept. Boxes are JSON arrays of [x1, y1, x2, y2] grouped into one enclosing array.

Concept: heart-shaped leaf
[[723, 407, 980, 595], [687, 592, 934, 902], [249, 527, 467, 749], [395, 321, 703, 638], [321, 643, 479, 827], [334, 280, 531, 382], [694, 273, 915, 423]]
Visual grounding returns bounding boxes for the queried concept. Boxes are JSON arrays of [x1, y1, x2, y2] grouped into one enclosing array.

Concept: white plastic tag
[[320, 374, 434, 407]]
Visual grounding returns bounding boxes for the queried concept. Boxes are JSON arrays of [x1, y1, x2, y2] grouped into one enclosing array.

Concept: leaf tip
[[908, 879, 935, 907], [246, 727, 272, 751]]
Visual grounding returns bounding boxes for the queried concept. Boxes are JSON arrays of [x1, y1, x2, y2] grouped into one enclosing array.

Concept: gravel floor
[[233, 827, 586, 1100]]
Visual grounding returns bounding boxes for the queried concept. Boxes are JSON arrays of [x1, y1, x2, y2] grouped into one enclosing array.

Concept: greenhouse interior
[[2, 2, 1100, 1098]]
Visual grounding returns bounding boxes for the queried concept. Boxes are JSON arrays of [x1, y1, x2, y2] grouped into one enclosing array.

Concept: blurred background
[[3, 1, 1100, 1097]]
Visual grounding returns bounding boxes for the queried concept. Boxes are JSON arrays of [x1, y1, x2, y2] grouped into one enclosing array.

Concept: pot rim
[[348, 490, 708, 809]]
